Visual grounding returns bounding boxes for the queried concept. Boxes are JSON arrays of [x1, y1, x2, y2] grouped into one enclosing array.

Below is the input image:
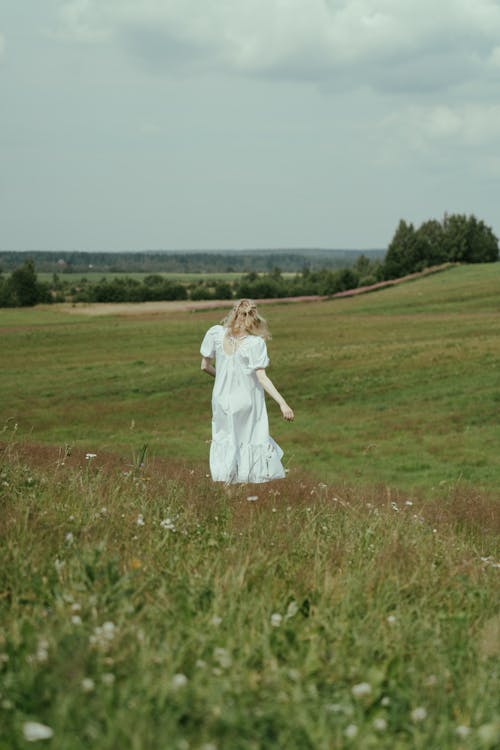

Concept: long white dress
[[200, 324, 286, 484]]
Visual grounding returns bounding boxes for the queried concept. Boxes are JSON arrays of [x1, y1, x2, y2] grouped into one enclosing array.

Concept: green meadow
[[1, 263, 499, 493], [1, 263, 499, 749]]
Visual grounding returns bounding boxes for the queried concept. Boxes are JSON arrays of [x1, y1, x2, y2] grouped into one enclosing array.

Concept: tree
[[442, 213, 498, 263], [383, 220, 423, 279], [415, 219, 447, 266], [9, 260, 39, 306]]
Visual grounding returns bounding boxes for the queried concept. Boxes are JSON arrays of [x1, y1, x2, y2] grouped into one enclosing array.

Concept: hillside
[[1, 263, 499, 492]]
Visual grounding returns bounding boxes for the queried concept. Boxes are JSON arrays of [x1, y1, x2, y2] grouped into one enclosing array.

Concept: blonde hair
[[221, 298, 270, 340]]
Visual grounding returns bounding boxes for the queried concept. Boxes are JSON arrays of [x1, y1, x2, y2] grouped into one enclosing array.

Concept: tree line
[[0, 213, 497, 307]]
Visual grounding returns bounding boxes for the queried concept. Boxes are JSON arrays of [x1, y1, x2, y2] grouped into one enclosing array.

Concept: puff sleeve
[[200, 325, 219, 358], [247, 336, 270, 370]]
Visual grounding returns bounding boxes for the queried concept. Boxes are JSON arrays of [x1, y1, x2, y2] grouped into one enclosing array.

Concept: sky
[[1, 0, 500, 252]]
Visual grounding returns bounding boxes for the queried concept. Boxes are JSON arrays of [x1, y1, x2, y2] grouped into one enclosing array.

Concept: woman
[[200, 299, 294, 484]]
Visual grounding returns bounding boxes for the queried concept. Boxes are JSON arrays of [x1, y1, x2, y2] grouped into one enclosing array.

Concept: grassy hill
[[1, 262, 499, 493], [1, 262, 499, 749]]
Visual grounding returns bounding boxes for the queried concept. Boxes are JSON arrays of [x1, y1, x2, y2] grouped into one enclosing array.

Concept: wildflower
[[102, 672, 115, 686], [373, 717, 387, 731], [160, 518, 176, 531], [455, 725, 471, 738], [129, 558, 142, 570], [71, 615, 82, 625], [405, 500, 413, 506], [477, 722, 499, 744], [213, 647, 232, 669], [344, 724, 358, 738], [411, 706, 427, 722], [425, 674, 437, 686], [23, 721, 54, 741], [34, 639, 49, 663], [70, 602, 81, 612], [136, 513, 145, 526], [270, 613, 283, 627], [89, 621, 116, 648], [65, 532, 74, 544], [210, 615, 222, 626], [54, 558, 65, 572], [81, 677, 95, 692], [172, 673, 188, 689], [391, 502, 399, 512], [381, 696, 391, 706], [247, 495, 258, 502], [100, 506, 108, 514], [85, 453, 97, 460], [285, 601, 299, 620], [386, 614, 397, 625], [351, 682, 372, 698]]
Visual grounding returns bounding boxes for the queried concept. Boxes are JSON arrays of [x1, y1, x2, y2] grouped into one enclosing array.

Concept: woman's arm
[[201, 357, 216, 377], [255, 368, 294, 421]]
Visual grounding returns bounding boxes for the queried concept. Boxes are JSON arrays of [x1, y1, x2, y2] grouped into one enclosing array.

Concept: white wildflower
[[351, 682, 372, 698], [35, 639, 49, 663], [381, 696, 391, 706], [411, 706, 427, 722], [344, 723, 358, 738], [85, 453, 97, 460], [172, 673, 188, 689], [386, 614, 397, 625], [373, 717, 387, 731], [285, 601, 299, 620], [455, 725, 471, 738], [65, 532, 74, 544], [23, 721, 54, 741], [71, 615, 82, 625], [101, 672, 115, 686], [136, 514, 145, 526], [81, 677, 95, 692], [210, 615, 222, 626], [270, 613, 283, 627], [213, 647, 232, 669], [247, 495, 258, 502], [391, 502, 399, 512], [405, 500, 414, 506], [160, 518, 176, 531]]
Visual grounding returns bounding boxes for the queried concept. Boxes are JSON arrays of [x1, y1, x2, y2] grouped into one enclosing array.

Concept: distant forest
[[0, 249, 384, 274], [1, 213, 497, 307]]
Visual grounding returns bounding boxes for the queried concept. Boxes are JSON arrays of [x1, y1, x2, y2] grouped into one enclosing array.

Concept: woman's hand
[[280, 403, 294, 421]]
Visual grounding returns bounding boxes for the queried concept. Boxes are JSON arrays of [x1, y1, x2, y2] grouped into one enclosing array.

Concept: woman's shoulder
[[205, 324, 225, 335]]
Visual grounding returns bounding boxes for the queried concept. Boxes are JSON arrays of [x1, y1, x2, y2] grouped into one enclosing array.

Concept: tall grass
[[1, 438, 499, 749]]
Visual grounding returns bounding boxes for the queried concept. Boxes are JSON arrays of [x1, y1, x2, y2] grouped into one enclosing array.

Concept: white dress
[[200, 324, 286, 484]]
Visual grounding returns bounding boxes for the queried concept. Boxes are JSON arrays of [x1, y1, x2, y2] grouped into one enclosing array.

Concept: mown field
[[1, 263, 499, 749]]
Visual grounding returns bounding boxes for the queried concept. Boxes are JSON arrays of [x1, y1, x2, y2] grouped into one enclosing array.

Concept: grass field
[[1, 263, 499, 493], [1, 263, 499, 749], [33, 272, 248, 284]]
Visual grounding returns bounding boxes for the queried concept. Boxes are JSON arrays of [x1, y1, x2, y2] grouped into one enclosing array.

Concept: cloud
[[377, 102, 500, 164], [54, 0, 500, 93]]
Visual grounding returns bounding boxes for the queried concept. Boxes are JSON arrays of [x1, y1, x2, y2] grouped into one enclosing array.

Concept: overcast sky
[[2, 1, 500, 251]]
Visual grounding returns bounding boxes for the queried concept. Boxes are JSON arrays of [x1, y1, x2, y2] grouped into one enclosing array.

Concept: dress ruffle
[[209, 436, 285, 484]]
